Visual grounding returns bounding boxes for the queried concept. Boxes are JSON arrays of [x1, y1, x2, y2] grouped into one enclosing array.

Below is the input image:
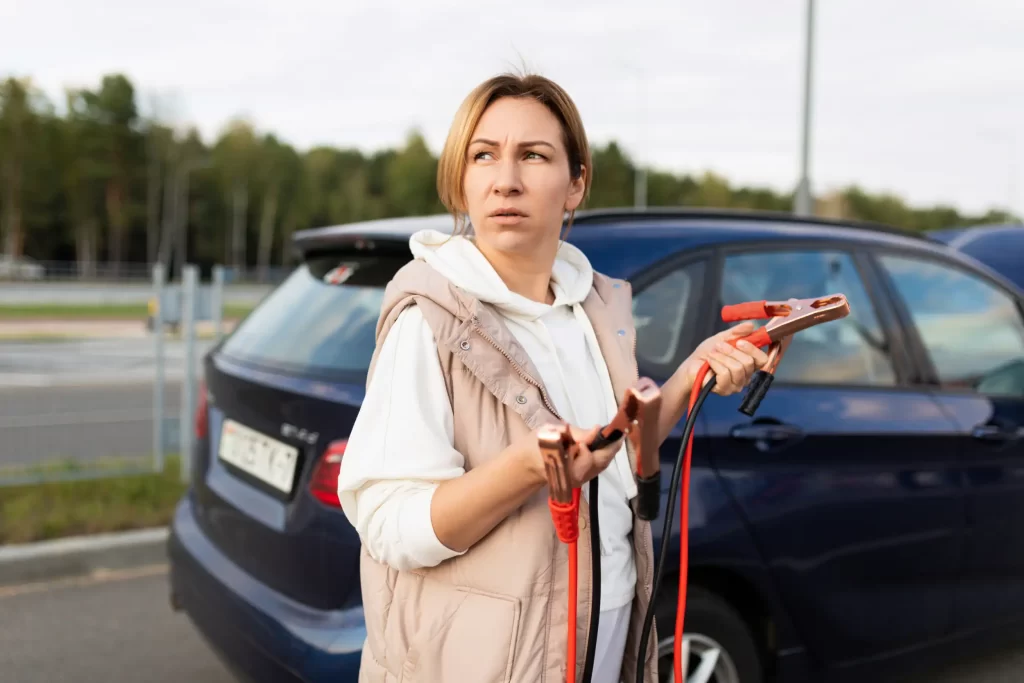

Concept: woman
[[337, 72, 768, 683]]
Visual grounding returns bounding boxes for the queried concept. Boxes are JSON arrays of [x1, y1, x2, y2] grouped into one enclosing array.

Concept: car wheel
[[656, 586, 764, 683]]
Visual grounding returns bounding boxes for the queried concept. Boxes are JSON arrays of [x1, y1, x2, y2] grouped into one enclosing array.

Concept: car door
[[701, 244, 966, 668], [871, 250, 1024, 630]]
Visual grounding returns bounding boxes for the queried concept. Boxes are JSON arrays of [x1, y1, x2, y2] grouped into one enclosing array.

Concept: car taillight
[[195, 381, 209, 439], [310, 439, 347, 508]]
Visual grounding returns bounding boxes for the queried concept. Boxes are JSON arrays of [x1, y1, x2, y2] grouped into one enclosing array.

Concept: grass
[[0, 303, 253, 320], [0, 455, 187, 545], [0, 333, 76, 342]]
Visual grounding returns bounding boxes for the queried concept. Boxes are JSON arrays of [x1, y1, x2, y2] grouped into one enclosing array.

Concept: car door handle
[[729, 423, 803, 442], [971, 424, 1022, 443]]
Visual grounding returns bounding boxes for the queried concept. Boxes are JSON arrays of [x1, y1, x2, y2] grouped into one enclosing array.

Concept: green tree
[[386, 131, 443, 217], [589, 142, 634, 208], [0, 77, 46, 258], [78, 75, 142, 271], [2, 68, 1016, 279], [211, 119, 259, 271]]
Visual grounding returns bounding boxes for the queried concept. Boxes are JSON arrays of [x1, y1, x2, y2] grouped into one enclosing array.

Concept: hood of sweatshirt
[[408, 229, 594, 321], [406, 228, 639, 501]]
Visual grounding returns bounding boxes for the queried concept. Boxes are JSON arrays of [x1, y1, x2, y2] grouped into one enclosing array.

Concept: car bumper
[[168, 495, 364, 683]]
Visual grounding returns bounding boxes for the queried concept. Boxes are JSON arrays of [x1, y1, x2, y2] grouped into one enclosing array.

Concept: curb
[[0, 527, 169, 587]]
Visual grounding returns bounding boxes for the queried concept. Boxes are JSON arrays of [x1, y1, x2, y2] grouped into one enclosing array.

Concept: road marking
[[0, 563, 168, 600]]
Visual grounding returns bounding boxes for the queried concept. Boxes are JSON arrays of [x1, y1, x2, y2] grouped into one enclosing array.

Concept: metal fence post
[[180, 264, 198, 483], [153, 262, 166, 474], [212, 265, 225, 342]]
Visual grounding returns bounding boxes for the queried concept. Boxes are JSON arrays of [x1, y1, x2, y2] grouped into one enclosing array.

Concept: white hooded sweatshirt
[[337, 229, 638, 680]]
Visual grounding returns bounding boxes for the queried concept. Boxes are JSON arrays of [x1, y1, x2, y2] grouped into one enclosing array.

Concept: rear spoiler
[[291, 230, 414, 262]]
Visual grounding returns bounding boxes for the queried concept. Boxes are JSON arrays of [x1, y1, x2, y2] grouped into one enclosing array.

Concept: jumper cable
[[636, 293, 851, 683]]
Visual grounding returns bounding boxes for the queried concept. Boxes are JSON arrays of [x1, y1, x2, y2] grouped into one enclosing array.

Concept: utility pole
[[794, 0, 816, 216], [620, 59, 648, 210], [630, 75, 647, 208], [634, 168, 648, 210]]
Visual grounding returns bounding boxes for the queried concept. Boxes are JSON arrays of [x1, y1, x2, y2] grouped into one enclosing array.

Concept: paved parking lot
[[0, 566, 232, 683], [1, 565, 1023, 683]]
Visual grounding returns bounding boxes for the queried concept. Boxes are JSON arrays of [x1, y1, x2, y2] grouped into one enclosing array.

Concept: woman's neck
[[476, 242, 556, 305]]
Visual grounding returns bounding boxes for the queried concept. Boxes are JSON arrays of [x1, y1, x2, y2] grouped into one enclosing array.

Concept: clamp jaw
[[538, 423, 581, 544], [589, 378, 664, 522], [721, 294, 851, 416], [540, 377, 666, 524]]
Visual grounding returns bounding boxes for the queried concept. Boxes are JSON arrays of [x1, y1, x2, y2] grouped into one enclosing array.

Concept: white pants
[[591, 602, 633, 683]]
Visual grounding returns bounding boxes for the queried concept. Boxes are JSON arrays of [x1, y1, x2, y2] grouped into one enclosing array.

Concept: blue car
[[929, 222, 1024, 291], [168, 208, 1024, 683]]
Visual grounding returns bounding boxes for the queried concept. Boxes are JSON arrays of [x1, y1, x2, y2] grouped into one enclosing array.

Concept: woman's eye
[[473, 151, 493, 160], [525, 151, 545, 160]]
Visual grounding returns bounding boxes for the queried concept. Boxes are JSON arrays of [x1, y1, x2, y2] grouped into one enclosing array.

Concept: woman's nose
[[492, 156, 523, 196]]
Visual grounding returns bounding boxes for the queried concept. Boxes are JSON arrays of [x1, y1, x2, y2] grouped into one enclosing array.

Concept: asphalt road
[[0, 381, 182, 469], [0, 337, 217, 471], [1, 565, 1023, 683], [0, 337, 214, 387], [0, 566, 233, 683]]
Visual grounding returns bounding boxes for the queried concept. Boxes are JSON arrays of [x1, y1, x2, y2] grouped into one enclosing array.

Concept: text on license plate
[[218, 419, 300, 494]]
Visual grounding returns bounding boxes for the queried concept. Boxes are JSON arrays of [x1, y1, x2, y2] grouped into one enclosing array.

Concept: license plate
[[218, 419, 300, 494]]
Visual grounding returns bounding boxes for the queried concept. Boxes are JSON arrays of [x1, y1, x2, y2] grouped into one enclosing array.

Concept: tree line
[[0, 73, 1015, 280]]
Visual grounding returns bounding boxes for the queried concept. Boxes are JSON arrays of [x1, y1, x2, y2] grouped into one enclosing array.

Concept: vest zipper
[[471, 317, 601, 681], [632, 328, 639, 381], [471, 319, 564, 421]]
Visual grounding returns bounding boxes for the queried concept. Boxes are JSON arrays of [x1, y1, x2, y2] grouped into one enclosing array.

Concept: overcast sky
[[3, 0, 1022, 216]]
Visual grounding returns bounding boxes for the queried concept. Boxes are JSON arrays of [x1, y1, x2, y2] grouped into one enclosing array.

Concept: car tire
[[655, 584, 764, 683]]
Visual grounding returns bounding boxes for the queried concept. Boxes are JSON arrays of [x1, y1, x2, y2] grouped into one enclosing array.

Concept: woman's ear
[[565, 165, 587, 211]]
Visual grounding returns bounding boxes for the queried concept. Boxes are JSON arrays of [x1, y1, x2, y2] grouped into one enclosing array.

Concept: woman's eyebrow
[[470, 138, 556, 150]]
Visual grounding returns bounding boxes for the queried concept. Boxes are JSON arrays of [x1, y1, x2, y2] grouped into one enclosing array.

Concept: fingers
[[566, 424, 623, 485], [705, 351, 740, 394], [568, 424, 601, 446], [719, 321, 757, 339], [707, 339, 765, 395], [732, 339, 770, 368]]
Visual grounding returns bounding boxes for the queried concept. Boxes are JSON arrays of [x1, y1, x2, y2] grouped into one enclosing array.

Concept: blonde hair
[[437, 73, 592, 236]]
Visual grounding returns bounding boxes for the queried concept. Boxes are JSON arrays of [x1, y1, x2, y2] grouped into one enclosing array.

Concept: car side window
[[632, 260, 705, 372], [718, 250, 896, 386], [878, 254, 1024, 398]]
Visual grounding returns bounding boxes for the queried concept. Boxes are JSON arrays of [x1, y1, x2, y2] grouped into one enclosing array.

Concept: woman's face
[[463, 96, 586, 258]]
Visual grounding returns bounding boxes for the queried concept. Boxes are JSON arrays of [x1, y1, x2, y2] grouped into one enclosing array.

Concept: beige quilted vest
[[356, 258, 658, 683]]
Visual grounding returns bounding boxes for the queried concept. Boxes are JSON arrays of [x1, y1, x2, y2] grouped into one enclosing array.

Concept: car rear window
[[220, 251, 410, 378]]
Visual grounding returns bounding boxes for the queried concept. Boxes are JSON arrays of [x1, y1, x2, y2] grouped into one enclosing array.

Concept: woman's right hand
[[519, 424, 625, 490], [566, 425, 625, 486]]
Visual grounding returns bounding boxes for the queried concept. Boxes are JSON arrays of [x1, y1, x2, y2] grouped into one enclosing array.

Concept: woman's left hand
[[680, 322, 771, 396]]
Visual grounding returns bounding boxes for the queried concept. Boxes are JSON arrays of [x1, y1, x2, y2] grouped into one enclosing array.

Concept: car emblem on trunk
[[281, 423, 319, 445]]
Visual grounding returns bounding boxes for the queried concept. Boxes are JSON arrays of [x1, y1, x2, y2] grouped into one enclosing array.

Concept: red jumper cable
[[540, 380, 663, 683], [635, 294, 852, 683], [538, 423, 583, 683]]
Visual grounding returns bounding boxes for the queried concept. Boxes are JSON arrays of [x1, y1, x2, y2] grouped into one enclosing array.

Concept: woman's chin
[[485, 230, 554, 255], [477, 220, 557, 254]]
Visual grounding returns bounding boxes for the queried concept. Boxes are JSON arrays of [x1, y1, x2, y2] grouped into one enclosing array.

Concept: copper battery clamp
[[625, 378, 663, 480], [721, 294, 851, 348], [584, 378, 663, 521], [722, 294, 851, 416], [538, 423, 577, 507]]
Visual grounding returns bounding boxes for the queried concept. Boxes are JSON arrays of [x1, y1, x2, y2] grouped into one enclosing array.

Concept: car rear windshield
[[220, 250, 410, 379]]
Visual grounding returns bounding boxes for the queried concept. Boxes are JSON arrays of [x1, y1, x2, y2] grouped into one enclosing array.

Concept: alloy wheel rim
[[657, 634, 741, 683]]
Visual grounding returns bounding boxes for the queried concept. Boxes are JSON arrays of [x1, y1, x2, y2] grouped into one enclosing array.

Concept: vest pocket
[[399, 586, 522, 683]]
